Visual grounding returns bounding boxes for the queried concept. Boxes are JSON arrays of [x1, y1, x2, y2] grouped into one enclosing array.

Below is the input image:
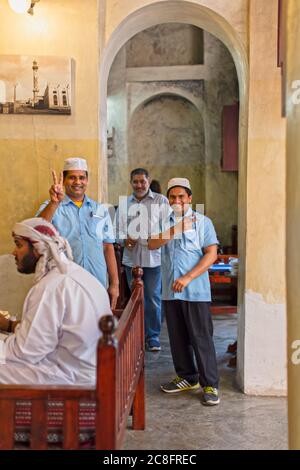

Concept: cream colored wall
[[0, 0, 100, 254], [286, 0, 300, 449], [237, 0, 287, 395]]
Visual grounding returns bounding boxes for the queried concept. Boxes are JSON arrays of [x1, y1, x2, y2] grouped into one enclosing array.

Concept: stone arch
[[129, 90, 204, 117], [100, 1, 248, 157]]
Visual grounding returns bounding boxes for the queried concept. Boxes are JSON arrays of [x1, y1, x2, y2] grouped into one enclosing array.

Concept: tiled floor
[[124, 315, 288, 450]]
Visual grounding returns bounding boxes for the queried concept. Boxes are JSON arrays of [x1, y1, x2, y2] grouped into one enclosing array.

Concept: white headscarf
[[12, 218, 73, 283]]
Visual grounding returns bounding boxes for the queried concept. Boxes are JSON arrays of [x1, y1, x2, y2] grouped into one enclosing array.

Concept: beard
[[17, 250, 38, 274]]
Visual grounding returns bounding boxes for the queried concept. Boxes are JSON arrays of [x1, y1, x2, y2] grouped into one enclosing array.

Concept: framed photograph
[[0, 55, 71, 115]]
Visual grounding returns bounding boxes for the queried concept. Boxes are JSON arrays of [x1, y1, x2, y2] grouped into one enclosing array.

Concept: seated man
[[0, 218, 111, 385]]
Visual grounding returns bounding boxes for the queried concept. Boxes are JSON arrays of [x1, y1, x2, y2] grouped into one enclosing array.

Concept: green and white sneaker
[[161, 376, 200, 394], [201, 386, 220, 406]]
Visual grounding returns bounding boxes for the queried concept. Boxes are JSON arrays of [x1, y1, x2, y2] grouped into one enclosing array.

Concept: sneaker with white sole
[[161, 376, 200, 393], [201, 386, 220, 406]]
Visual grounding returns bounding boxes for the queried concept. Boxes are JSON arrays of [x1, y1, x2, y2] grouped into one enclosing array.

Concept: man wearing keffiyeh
[[0, 218, 111, 385]]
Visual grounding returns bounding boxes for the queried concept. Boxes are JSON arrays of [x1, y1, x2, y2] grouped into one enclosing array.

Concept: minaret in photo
[[32, 60, 39, 106]]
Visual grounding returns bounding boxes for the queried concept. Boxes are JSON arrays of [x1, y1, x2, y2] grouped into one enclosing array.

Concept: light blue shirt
[[161, 209, 218, 302], [37, 195, 115, 287], [117, 190, 168, 268]]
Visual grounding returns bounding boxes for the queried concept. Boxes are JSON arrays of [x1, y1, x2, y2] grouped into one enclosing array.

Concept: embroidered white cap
[[63, 157, 88, 172], [167, 177, 191, 192]]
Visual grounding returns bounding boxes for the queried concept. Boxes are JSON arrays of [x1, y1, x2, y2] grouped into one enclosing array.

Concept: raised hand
[[50, 170, 64, 204]]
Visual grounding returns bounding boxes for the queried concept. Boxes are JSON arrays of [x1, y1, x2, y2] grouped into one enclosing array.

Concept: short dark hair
[[167, 186, 192, 197], [63, 170, 88, 180], [130, 168, 149, 180]]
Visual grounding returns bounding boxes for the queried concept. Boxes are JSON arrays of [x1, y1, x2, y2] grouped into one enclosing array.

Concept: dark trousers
[[163, 300, 219, 388]]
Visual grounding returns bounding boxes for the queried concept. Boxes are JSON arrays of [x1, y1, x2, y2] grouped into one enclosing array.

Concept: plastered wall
[[0, 0, 100, 254], [286, 0, 300, 449], [237, 0, 287, 395], [126, 23, 204, 66]]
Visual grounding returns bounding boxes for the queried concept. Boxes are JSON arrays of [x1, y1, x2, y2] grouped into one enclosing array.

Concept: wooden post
[[96, 314, 118, 450], [132, 266, 145, 430], [132, 366, 145, 430]]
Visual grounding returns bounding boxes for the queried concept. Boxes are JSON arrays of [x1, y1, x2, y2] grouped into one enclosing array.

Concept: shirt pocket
[[88, 213, 105, 238]]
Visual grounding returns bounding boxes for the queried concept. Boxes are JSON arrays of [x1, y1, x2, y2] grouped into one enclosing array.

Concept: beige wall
[[0, 0, 100, 254], [286, 0, 300, 449]]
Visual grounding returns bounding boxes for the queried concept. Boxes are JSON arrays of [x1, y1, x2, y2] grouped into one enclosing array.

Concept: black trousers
[[163, 300, 219, 388]]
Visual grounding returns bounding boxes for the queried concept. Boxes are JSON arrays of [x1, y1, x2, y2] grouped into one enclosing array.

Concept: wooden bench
[[0, 267, 145, 450]]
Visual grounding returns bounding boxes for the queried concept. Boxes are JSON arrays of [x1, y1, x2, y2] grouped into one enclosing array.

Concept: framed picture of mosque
[[0, 55, 71, 115]]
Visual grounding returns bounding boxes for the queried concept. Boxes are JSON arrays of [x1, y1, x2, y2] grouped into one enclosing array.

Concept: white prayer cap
[[63, 157, 88, 172], [167, 177, 191, 192]]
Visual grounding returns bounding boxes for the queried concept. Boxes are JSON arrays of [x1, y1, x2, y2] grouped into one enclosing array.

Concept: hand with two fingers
[[50, 170, 64, 204]]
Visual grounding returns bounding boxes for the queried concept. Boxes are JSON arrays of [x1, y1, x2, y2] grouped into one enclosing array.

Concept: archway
[[99, 0, 248, 390]]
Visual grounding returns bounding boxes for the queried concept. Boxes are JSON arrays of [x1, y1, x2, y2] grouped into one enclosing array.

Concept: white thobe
[[0, 258, 112, 385]]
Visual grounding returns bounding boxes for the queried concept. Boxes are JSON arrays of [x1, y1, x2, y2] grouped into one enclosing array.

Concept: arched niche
[[127, 93, 205, 202]]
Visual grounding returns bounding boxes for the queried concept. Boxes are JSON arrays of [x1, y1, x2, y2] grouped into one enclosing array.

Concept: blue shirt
[[37, 195, 115, 287], [161, 209, 218, 302], [117, 190, 168, 268]]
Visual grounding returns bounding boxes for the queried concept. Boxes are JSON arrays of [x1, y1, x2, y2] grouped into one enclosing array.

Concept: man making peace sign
[[37, 158, 119, 309]]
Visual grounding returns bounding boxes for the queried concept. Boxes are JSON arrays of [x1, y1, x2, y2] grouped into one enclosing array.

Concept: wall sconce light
[[8, 0, 40, 15]]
